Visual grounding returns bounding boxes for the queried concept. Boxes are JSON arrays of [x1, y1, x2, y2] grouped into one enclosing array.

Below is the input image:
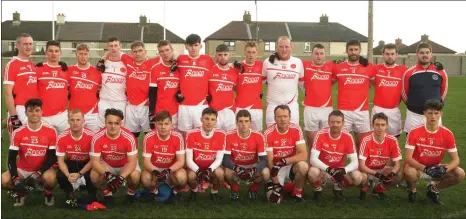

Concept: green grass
[[2, 77, 466, 218]]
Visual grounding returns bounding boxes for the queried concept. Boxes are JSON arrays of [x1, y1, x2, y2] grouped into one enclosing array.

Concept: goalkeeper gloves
[[96, 59, 106, 73], [156, 169, 171, 183], [358, 56, 369, 67], [271, 158, 286, 177], [149, 112, 156, 130], [268, 52, 280, 64], [239, 167, 256, 181], [8, 115, 22, 131], [433, 61, 444, 70], [175, 90, 185, 103], [58, 61, 68, 71], [233, 60, 245, 73], [206, 93, 212, 104]]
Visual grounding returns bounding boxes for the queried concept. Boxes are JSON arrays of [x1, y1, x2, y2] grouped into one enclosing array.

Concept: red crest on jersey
[[291, 64, 296, 69], [120, 67, 127, 73]]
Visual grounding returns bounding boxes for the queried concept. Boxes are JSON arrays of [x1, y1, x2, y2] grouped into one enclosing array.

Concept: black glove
[[233, 60, 245, 73], [203, 168, 213, 183], [175, 90, 185, 103], [104, 172, 115, 183], [149, 112, 156, 130], [433, 61, 444, 70], [155, 169, 171, 183], [151, 169, 160, 177], [58, 61, 68, 71], [270, 158, 286, 177], [332, 59, 343, 64], [374, 172, 386, 181], [12, 176, 27, 193], [424, 165, 447, 179], [233, 165, 246, 176], [268, 183, 283, 203], [382, 172, 396, 186], [8, 115, 22, 131], [359, 56, 369, 67], [268, 52, 279, 64], [326, 167, 346, 182], [96, 59, 105, 73], [239, 167, 256, 181], [35, 62, 43, 67], [259, 91, 263, 99], [107, 175, 124, 192], [195, 169, 205, 185], [169, 58, 178, 73], [206, 94, 212, 104]]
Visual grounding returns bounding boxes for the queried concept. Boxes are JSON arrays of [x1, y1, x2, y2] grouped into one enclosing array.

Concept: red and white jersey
[[235, 60, 263, 109], [150, 62, 180, 116], [373, 64, 407, 109], [406, 125, 457, 166], [262, 56, 304, 105], [312, 128, 356, 168], [263, 123, 305, 163], [68, 65, 101, 114], [208, 64, 238, 111], [36, 63, 70, 116], [99, 59, 127, 102], [90, 127, 138, 168], [302, 61, 335, 107], [225, 129, 266, 166], [122, 54, 160, 106], [332, 61, 376, 111], [177, 55, 215, 105], [142, 130, 185, 169], [186, 127, 226, 170], [359, 133, 402, 170], [10, 123, 57, 171], [3, 57, 38, 105], [56, 128, 94, 162]]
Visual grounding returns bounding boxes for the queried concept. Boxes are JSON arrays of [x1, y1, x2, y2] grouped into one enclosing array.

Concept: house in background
[[204, 12, 368, 58], [1, 12, 185, 57], [373, 38, 408, 55], [398, 34, 456, 55]]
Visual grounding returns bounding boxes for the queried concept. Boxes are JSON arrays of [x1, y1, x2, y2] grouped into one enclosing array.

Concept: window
[[304, 42, 315, 53], [10, 42, 15, 51], [224, 41, 235, 51], [265, 42, 276, 52], [35, 42, 46, 52], [71, 42, 78, 52]]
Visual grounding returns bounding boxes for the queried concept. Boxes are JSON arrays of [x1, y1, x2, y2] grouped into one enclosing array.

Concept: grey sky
[[2, 1, 466, 53]]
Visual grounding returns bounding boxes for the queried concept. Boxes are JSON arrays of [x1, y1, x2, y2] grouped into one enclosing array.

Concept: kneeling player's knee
[[350, 171, 363, 186], [175, 169, 188, 185], [141, 171, 153, 187], [213, 167, 225, 179], [42, 169, 57, 186], [308, 167, 321, 182], [296, 162, 309, 176], [90, 170, 102, 185], [403, 166, 419, 181], [455, 167, 465, 181], [1, 172, 11, 187], [261, 168, 270, 181], [129, 171, 141, 185], [187, 170, 197, 183], [360, 173, 368, 186]]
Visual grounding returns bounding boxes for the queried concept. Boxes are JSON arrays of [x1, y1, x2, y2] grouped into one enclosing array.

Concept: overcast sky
[[2, 1, 466, 54]]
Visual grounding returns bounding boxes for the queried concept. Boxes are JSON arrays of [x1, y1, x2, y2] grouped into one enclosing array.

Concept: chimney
[[243, 11, 251, 24], [421, 34, 429, 42], [378, 40, 385, 47], [139, 15, 147, 26], [12, 11, 20, 26], [320, 14, 329, 24], [395, 38, 402, 45], [56, 13, 65, 25]]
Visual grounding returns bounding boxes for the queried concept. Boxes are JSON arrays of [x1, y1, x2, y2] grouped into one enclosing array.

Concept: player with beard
[[235, 41, 264, 131], [370, 44, 407, 138], [402, 43, 448, 134], [332, 39, 376, 150], [403, 99, 464, 204], [1, 98, 57, 207], [262, 36, 305, 127], [302, 44, 335, 149], [207, 44, 238, 132], [67, 44, 102, 133], [35, 40, 70, 134], [3, 33, 38, 135]]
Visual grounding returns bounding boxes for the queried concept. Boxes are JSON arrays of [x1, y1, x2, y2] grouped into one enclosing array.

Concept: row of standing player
[[2, 98, 464, 207]]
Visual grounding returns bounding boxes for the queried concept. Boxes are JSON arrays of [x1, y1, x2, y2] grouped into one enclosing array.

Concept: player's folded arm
[[89, 153, 106, 175], [309, 149, 329, 171], [256, 155, 268, 172], [56, 154, 70, 177], [266, 148, 275, 169], [142, 153, 156, 172], [446, 150, 460, 172], [38, 147, 57, 175], [344, 153, 358, 173], [358, 156, 376, 175], [404, 145, 425, 170], [208, 150, 225, 171], [119, 153, 137, 178], [7, 145, 19, 179], [186, 148, 200, 172], [222, 151, 235, 170], [170, 151, 186, 172], [285, 142, 308, 165]]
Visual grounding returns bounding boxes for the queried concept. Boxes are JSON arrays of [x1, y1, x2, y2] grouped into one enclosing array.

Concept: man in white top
[[262, 36, 304, 127], [96, 36, 127, 128]]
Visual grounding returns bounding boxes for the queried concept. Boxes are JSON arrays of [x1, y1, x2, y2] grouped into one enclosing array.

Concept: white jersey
[[99, 60, 127, 102], [262, 56, 304, 105]]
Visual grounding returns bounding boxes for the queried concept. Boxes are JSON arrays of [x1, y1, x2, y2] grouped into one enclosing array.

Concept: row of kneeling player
[[2, 98, 463, 207]]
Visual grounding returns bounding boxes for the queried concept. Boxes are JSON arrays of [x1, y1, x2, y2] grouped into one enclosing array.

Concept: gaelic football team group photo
[[2, 30, 464, 210]]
